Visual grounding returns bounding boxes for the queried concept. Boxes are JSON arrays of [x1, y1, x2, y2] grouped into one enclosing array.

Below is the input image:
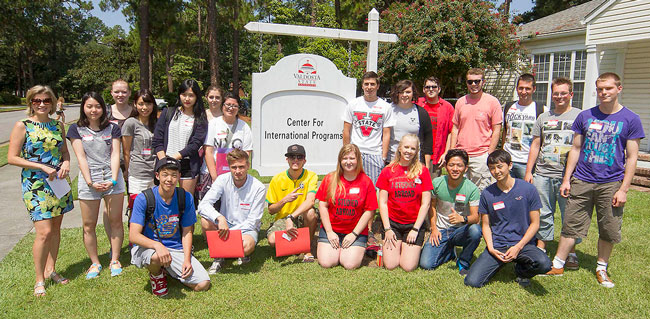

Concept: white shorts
[[128, 176, 155, 194]]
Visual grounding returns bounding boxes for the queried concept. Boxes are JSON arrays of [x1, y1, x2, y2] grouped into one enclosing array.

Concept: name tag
[[455, 194, 466, 202], [414, 178, 422, 184], [547, 120, 559, 127], [101, 135, 112, 140], [109, 120, 119, 125], [493, 201, 505, 210], [239, 202, 251, 211], [142, 148, 152, 156], [589, 122, 603, 131], [82, 135, 93, 141], [349, 187, 360, 194], [216, 132, 228, 139], [168, 215, 179, 223], [184, 119, 194, 126]]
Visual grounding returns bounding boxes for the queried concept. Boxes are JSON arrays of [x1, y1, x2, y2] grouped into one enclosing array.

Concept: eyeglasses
[[31, 98, 53, 105], [288, 155, 305, 160], [552, 92, 571, 97], [466, 80, 482, 85], [224, 103, 239, 109], [423, 86, 439, 90]]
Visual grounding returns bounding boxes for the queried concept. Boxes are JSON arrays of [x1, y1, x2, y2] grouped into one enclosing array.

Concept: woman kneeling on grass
[[316, 144, 378, 269], [67, 92, 126, 279], [378, 134, 432, 271], [8, 85, 74, 296]]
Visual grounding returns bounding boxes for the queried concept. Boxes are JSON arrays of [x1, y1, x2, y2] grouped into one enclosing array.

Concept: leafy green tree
[[379, 0, 521, 97], [516, 0, 592, 24]]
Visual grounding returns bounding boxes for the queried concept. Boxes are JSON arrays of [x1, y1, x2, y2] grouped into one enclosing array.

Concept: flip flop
[[34, 281, 46, 297], [85, 263, 102, 280], [302, 254, 315, 263], [110, 260, 123, 277], [48, 271, 69, 285]]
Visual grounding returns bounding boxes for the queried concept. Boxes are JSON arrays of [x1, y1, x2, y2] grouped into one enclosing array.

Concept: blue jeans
[[510, 162, 527, 179], [532, 174, 581, 244], [419, 224, 482, 270], [464, 245, 552, 288]]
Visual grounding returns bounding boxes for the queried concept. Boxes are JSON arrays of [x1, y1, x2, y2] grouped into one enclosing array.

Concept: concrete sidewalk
[[0, 140, 127, 262]]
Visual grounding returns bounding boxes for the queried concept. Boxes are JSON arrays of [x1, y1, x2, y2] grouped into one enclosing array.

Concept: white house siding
[[587, 0, 650, 45], [484, 65, 521, 104], [597, 48, 618, 74], [621, 40, 650, 150], [522, 34, 586, 54]]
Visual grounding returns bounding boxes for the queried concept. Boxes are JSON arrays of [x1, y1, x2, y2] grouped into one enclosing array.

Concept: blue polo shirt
[[479, 179, 541, 249]]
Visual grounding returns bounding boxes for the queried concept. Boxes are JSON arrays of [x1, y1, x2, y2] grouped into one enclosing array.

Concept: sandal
[[85, 263, 102, 280], [48, 271, 69, 285], [302, 253, 315, 263], [34, 281, 46, 297], [110, 260, 123, 277]]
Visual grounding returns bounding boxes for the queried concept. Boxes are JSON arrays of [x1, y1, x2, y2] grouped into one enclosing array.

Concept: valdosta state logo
[[294, 57, 320, 87], [353, 112, 383, 136]]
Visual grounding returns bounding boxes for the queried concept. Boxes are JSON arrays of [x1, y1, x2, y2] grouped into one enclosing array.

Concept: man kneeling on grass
[[129, 157, 210, 297], [198, 148, 266, 273], [464, 150, 551, 288]]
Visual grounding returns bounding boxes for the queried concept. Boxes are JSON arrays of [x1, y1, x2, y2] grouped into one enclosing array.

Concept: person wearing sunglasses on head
[[8, 85, 74, 296], [265, 144, 319, 263], [449, 68, 503, 191], [416, 76, 455, 178]]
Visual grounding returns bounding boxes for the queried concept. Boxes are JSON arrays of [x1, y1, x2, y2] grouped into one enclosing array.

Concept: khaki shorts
[[561, 178, 624, 243], [268, 215, 306, 235]]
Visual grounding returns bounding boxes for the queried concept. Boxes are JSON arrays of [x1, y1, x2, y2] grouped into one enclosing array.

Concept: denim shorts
[[77, 170, 126, 200], [317, 227, 367, 247]]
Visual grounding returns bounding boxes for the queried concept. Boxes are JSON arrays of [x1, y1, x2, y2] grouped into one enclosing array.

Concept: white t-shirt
[[198, 173, 267, 233], [202, 116, 253, 174], [342, 96, 395, 155], [388, 103, 420, 160], [503, 101, 547, 163], [165, 111, 194, 157]]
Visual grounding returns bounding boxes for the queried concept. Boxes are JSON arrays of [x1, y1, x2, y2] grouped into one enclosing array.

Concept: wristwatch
[[288, 215, 298, 225], [463, 215, 468, 224]]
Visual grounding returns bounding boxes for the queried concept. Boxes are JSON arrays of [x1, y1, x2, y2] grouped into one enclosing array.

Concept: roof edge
[[518, 28, 586, 42], [582, 0, 618, 24]]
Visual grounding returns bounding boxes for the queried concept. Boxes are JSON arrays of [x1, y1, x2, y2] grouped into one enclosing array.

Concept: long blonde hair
[[388, 134, 423, 180], [327, 144, 364, 201]]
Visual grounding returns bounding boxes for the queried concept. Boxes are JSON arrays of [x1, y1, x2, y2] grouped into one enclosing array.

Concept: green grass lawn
[[0, 144, 7, 167], [0, 107, 26, 113], [1, 191, 649, 318]]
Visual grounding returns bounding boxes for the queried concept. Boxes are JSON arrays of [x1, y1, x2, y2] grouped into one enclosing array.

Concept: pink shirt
[[452, 93, 503, 157]]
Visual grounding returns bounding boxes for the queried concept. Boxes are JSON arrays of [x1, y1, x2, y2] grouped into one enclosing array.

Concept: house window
[[532, 50, 586, 109]]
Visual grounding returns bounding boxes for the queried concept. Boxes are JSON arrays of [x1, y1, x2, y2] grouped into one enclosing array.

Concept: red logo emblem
[[353, 112, 383, 136]]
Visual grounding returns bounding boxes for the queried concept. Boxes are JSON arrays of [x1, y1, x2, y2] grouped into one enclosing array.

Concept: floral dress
[[21, 119, 74, 221]]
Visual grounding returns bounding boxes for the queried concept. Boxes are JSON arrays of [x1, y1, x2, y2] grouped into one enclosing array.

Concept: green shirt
[[432, 176, 480, 230]]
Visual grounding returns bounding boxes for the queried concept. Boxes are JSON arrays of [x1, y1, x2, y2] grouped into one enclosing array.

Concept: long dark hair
[[131, 89, 158, 132], [78, 92, 109, 129], [174, 79, 207, 124]]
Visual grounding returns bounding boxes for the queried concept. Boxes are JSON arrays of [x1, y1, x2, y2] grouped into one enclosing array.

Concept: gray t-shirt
[[67, 123, 121, 182], [388, 103, 420, 160], [166, 111, 194, 157], [532, 108, 582, 178], [121, 117, 155, 180]]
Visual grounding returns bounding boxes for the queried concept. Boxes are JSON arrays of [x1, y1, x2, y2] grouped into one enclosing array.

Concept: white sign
[[251, 54, 356, 175]]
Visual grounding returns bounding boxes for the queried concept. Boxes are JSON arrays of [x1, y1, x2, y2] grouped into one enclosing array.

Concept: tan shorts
[[561, 178, 624, 243]]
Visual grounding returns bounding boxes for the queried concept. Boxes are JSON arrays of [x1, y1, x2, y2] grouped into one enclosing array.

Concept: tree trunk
[[138, 0, 151, 90], [197, 4, 203, 72], [149, 45, 154, 91], [335, 0, 341, 28], [310, 0, 317, 26], [232, 1, 240, 95], [207, 0, 220, 86], [166, 45, 175, 93], [26, 48, 34, 87], [16, 53, 22, 97]]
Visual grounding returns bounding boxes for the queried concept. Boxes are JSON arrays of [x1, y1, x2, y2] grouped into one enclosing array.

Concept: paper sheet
[[46, 178, 71, 199]]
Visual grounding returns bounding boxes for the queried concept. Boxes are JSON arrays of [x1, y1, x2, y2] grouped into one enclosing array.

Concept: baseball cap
[[285, 144, 306, 157], [154, 156, 181, 173]]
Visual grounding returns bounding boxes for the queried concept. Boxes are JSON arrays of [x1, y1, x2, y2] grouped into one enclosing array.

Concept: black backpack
[[129, 187, 186, 237]]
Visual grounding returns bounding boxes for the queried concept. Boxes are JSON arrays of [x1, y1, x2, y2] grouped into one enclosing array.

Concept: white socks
[[596, 261, 608, 272], [552, 256, 566, 269]]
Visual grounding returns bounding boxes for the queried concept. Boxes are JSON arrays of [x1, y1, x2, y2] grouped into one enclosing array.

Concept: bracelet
[[384, 227, 392, 233], [288, 215, 298, 225], [351, 231, 359, 237], [110, 179, 117, 186], [411, 227, 419, 232]]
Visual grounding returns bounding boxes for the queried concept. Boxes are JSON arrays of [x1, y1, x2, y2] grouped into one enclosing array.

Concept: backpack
[[127, 187, 186, 236]]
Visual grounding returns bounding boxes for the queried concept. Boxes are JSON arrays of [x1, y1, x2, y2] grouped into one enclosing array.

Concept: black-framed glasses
[[288, 155, 305, 160], [423, 85, 439, 90], [224, 103, 239, 109], [466, 80, 482, 85], [31, 98, 53, 105]]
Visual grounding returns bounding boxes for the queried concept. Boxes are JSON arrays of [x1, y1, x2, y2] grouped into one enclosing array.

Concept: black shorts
[[179, 158, 195, 179], [383, 219, 425, 246]]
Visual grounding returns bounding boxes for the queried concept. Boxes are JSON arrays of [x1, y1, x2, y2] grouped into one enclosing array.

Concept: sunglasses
[[423, 85, 439, 90], [288, 155, 305, 160], [31, 98, 53, 105], [466, 80, 482, 85]]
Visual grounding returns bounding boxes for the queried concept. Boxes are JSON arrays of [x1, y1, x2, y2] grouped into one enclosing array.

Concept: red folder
[[274, 227, 311, 257], [206, 230, 245, 258]]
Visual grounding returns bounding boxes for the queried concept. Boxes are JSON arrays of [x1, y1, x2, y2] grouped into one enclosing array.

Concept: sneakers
[[149, 272, 168, 297], [516, 277, 531, 288], [542, 267, 564, 276], [565, 255, 579, 270], [596, 270, 615, 288], [110, 260, 123, 277], [235, 256, 251, 266], [459, 268, 469, 276], [208, 258, 225, 275]]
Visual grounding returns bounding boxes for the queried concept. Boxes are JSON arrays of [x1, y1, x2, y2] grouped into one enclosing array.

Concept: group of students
[[8, 67, 642, 297]]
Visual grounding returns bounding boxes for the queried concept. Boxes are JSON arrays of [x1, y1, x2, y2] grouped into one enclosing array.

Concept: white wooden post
[[584, 44, 599, 108], [244, 8, 397, 72]]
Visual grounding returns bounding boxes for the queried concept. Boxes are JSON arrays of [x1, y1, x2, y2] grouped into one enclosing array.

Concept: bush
[[162, 92, 177, 109], [0, 92, 21, 105]]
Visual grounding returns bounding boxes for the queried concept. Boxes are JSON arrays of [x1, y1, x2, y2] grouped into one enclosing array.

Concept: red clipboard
[[206, 230, 245, 258], [274, 227, 311, 257]]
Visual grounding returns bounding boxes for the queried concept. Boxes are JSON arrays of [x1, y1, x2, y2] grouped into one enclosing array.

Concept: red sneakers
[[150, 272, 168, 297]]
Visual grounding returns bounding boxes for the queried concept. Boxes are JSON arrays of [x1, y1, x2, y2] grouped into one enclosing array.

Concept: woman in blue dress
[[7, 85, 74, 296]]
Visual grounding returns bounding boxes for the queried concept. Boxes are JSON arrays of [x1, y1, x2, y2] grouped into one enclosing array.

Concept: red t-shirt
[[316, 172, 378, 235], [376, 164, 433, 224], [422, 101, 439, 152]]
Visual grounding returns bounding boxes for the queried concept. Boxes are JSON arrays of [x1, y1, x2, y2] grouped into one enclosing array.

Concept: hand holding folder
[[275, 227, 311, 257], [206, 230, 245, 258]]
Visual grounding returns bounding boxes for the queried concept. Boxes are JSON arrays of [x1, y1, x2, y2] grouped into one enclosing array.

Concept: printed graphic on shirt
[[148, 214, 179, 238], [391, 176, 417, 203], [334, 198, 360, 219], [540, 119, 575, 166], [505, 112, 536, 151], [583, 118, 623, 166], [353, 112, 384, 136]]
